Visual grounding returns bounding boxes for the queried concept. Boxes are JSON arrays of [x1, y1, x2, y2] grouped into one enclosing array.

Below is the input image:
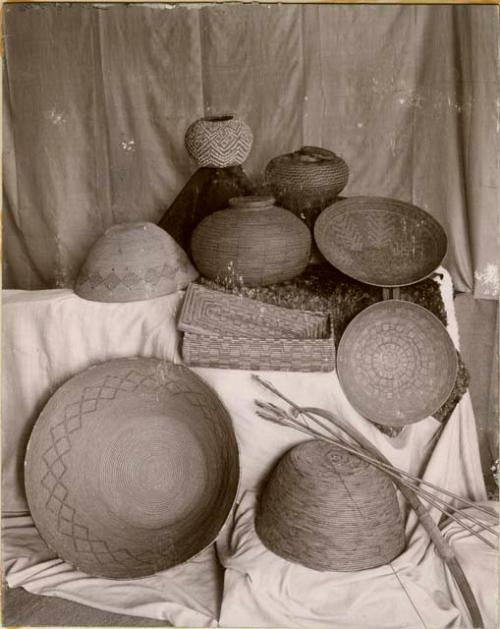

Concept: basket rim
[[336, 299, 458, 426]]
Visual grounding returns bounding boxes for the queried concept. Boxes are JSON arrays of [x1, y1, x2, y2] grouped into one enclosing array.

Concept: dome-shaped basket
[[185, 114, 253, 168], [255, 439, 405, 572], [24, 358, 240, 579], [75, 222, 198, 303]]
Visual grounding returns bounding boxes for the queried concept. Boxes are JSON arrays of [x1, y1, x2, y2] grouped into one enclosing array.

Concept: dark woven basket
[[190, 196, 311, 287], [256, 440, 405, 571], [265, 147, 349, 226], [314, 196, 448, 288]]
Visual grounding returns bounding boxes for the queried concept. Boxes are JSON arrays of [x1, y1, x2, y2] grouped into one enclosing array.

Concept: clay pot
[[190, 196, 311, 287], [185, 115, 253, 168], [265, 146, 349, 227]]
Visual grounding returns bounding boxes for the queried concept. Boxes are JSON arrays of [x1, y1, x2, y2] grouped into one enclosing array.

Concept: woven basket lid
[[314, 196, 448, 287], [337, 300, 458, 427], [75, 222, 198, 302], [255, 440, 405, 572], [24, 358, 239, 579]]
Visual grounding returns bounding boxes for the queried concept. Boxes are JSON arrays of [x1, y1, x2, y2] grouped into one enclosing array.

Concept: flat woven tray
[[181, 318, 335, 372], [178, 282, 329, 339], [314, 196, 448, 288], [336, 300, 458, 426]]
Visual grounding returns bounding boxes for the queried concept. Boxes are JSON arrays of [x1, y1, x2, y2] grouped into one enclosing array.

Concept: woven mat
[[199, 264, 470, 435]]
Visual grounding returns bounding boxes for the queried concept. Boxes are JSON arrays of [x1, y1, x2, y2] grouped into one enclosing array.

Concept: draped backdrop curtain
[[3, 3, 498, 298]]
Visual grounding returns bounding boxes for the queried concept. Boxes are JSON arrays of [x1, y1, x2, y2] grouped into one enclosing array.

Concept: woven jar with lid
[[190, 196, 311, 287], [255, 439, 405, 571], [265, 146, 349, 227]]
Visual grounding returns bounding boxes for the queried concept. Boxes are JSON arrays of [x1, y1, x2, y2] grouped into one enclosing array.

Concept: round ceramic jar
[[265, 146, 349, 227], [190, 196, 311, 287], [184, 114, 254, 168]]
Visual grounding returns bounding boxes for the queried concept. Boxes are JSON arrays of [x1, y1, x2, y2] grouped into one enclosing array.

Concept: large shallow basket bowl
[[256, 440, 405, 571], [314, 197, 448, 287], [24, 358, 239, 579], [337, 300, 458, 427]]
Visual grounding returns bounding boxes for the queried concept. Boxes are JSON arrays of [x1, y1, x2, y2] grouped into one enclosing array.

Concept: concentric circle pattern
[[337, 300, 458, 426], [24, 358, 239, 579], [314, 196, 448, 287]]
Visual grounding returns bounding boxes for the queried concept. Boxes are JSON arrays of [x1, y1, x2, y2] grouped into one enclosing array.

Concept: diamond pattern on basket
[[76, 263, 175, 292], [38, 365, 213, 569]]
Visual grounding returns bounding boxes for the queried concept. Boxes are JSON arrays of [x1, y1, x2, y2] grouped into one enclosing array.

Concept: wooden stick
[[255, 403, 498, 541]]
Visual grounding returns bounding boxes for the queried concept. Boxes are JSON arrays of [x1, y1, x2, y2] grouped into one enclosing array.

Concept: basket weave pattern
[[256, 440, 405, 571], [178, 283, 329, 339], [24, 358, 239, 579], [181, 318, 335, 372], [265, 149, 349, 221], [75, 222, 198, 302], [190, 197, 311, 287], [184, 115, 253, 168], [337, 300, 458, 426], [314, 197, 448, 287]]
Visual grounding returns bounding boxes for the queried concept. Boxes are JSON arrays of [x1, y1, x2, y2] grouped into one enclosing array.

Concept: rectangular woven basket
[[178, 283, 329, 339], [181, 319, 335, 372]]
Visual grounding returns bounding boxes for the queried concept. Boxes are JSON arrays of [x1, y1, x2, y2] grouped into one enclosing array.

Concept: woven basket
[[181, 317, 335, 372], [314, 196, 448, 288], [75, 222, 198, 303], [185, 115, 253, 168], [24, 358, 239, 579], [255, 440, 405, 571], [265, 146, 349, 226], [190, 196, 311, 287], [337, 300, 458, 427], [178, 283, 329, 339]]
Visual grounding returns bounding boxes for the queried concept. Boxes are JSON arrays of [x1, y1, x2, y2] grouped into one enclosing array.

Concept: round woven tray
[[337, 300, 458, 426], [314, 196, 448, 287], [24, 358, 239, 579], [256, 440, 405, 571]]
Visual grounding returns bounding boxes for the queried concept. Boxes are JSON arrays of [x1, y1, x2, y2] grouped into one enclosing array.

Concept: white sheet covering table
[[2, 269, 496, 628]]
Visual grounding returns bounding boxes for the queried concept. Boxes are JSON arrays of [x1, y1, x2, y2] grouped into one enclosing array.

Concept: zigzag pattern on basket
[[314, 197, 448, 287], [76, 260, 188, 292], [178, 283, 329, 339], [40, 369, 170, 571], [185, 117, 253, 167], [37, 364, 230, 574]]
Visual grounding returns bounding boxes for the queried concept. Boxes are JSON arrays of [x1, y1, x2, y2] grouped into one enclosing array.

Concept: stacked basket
[[178, 283, 335, 372]]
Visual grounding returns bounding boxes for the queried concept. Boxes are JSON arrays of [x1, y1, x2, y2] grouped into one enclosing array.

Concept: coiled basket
[[190, 196, 311, 287], [256, 440, 405, 571], [265, 146, 349, 226], [185, 114, 253, 168], [24, 358, 240, 579]]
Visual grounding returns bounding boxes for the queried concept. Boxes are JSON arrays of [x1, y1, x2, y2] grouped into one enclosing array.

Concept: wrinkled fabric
[[2, 4, 498, 298], [218, 495, 497, 629], [2, 267, 491, 624]]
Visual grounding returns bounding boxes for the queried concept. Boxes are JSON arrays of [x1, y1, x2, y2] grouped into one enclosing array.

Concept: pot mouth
[[229, 195, 276, 209], [202, 114, 235, 123]]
